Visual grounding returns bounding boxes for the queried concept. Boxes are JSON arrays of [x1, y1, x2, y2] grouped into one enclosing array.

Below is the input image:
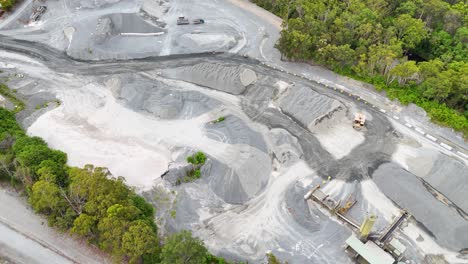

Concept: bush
[[0, 0, 16, 10], [182, 152, 207, 184], [0, 83, 24, 113], [0, 107, 24, 141], [186, 151, 207, 165], [213, 116, 226, 123]]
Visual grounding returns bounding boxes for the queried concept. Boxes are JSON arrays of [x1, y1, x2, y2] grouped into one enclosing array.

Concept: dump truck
[[353, 113, 365, 130], [176, 16, 189, 25], [30, 6, 47, 22], [193, 18, 205, 24]]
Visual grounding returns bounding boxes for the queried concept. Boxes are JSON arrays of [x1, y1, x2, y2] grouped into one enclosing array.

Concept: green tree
[[419, 0, 450, 28], [131, 195, 155, 219], [29, 180, 66, 215], [68, 166, 131, 217], [366, 43, 402, 76], [72, 214, 97, 238], [421, 74, 452, 102], [392, 14, 428, 50], [419, 59, 445, 79], [389, 61, 419, 85], [0, 108, 24, 140], [0, 0, 16, 10], [267, 252, 288, 264], [160, 230, 208, 264], [36, 160, 68, 186], [122, 220, 159, 264], [276, 19, 314, 60], [316, 44, 356, 69]]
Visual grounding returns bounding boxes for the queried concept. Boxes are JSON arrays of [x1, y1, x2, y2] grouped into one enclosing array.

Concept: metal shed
[[346, 235, 395, 264]]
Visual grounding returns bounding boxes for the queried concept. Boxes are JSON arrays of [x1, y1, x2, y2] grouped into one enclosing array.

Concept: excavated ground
[[0, 0, 467, 263]]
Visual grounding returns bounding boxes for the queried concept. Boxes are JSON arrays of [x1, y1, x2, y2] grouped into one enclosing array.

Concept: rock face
[[278, 86, 343, 131], [164, 63, 257, 95]]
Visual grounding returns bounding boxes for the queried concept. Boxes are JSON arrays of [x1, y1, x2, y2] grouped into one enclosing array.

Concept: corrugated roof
[[346, 235, 395, 264], [389, 238, 406, 255]]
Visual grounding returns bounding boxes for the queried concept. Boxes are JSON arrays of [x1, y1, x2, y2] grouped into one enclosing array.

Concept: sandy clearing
[[391, 144, 438, 177], [226, 0, 282, 30], [28, 81, 269, 191], [312, 112, 365, 160]]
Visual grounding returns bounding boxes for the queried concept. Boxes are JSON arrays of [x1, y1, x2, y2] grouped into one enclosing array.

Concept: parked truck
[[30, 6, 47, 22], [176, 16, 189, 25]]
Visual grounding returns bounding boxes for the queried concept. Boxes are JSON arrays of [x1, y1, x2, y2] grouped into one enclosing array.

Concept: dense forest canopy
[[254, 0, 468, 135]]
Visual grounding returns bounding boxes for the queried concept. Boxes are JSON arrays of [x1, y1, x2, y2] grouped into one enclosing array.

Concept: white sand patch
[[184, 33, 236, 48], [28, 83, 266, 191], [64, 27, 75, 41], [360, 180, 400, 222], [321, 179, 356, 201], [142, 0, 169, 18], [274, 80, 290, 95], [297, 176, 315, 188], [0, 51, 45, 68], [28, 87, 171, 190], [321, 179, 346, 198], [390, 120, 468, 165], [313, 113, 365, 159], [240, 68, 257, 86], [392, 144, 438, 177], [403, 223, 468, 263]]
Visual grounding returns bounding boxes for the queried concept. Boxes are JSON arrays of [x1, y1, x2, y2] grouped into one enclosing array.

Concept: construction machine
[[338, 194, 357, 215], [176, 16, 189, 25], [30, 6, 47, 22], [353, 113, 365, 130], [193, 18, 205, 24]]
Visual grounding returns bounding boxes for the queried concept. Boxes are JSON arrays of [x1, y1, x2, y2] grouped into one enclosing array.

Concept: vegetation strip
[[0, 83, 24, 113], [253, 0, 468, 137]]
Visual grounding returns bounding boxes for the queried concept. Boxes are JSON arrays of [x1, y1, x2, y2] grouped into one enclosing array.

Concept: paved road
[[0, 189, 109, 264]]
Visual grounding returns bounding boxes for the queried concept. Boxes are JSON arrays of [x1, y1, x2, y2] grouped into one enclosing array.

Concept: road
[[0, 189, 109, 264]]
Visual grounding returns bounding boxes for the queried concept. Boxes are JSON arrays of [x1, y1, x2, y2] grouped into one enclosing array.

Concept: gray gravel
[[107, 74, 221, 119], [163, 63, 256, 95], [424, 154, 468, 213], [204, 115, 268, 153], [278, 86, 344, 130], [372, 162, 468, 251]]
